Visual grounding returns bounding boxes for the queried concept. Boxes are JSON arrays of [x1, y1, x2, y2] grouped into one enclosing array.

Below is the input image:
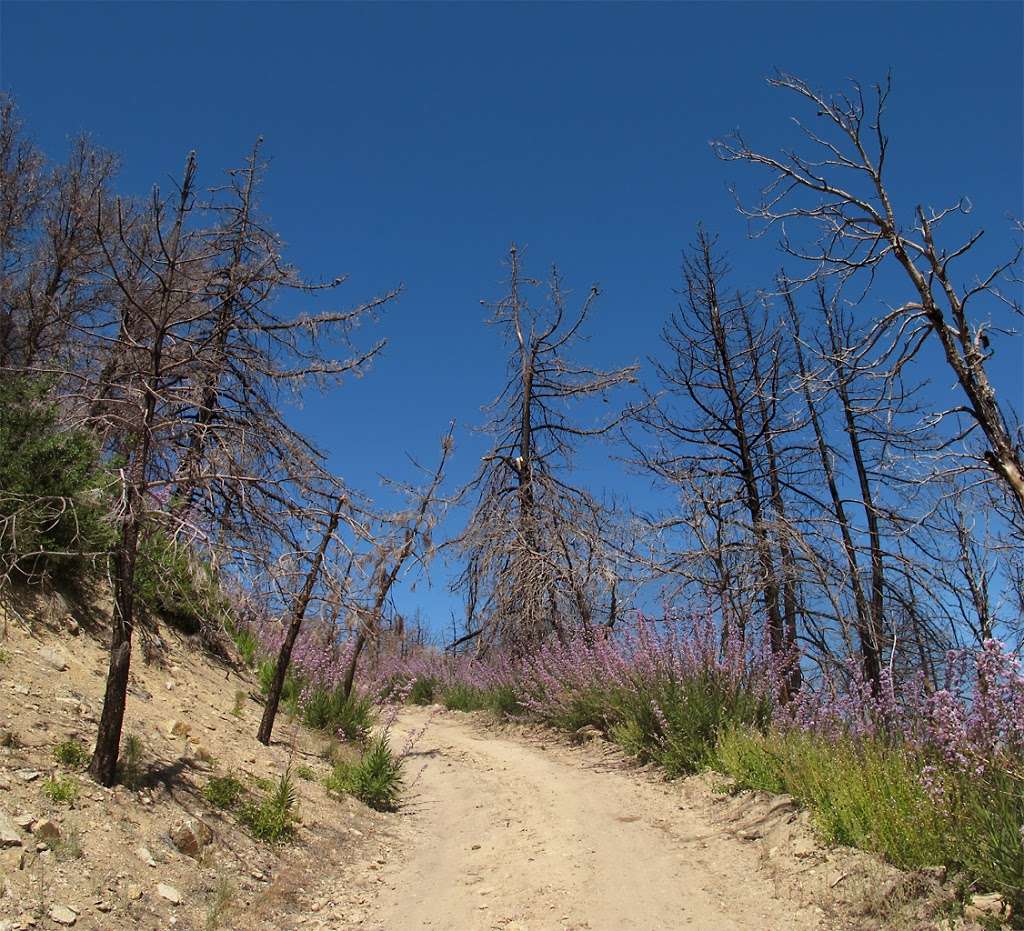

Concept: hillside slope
[[0, 587, 395, 931]]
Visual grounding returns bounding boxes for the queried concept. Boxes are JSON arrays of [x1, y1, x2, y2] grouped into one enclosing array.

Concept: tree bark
[[257, 497, 343, 745]]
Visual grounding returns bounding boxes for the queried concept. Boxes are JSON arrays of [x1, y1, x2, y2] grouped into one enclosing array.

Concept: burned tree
[[340, 423, 454, 697], [630, 231, 801, 672], [714, 72, 1024, 516], [458, 247, 637, 651]]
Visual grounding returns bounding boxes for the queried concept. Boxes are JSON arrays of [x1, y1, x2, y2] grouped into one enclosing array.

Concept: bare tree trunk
[[257, 497, 343, 745], [785, 287, 881, 690], [823, 303, 886, 689]]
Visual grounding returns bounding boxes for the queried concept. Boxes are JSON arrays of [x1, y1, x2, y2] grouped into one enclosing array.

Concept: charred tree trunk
[[257, 497, 343, 745], [785, 287, 880, 691]]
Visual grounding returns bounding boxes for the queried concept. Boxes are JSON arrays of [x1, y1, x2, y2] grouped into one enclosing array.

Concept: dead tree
[[340, 423, 453, 698], [457, 246, 638, 651], [87, 154, 205, 785], [258, 495, 344, 745], [630, 231, 796, 667], [714, 72, 1024, 515]]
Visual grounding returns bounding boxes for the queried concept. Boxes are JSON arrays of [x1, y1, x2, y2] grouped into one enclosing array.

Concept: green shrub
[[301, 686, 375, 742], [53, 738, 89, 770], [442, 683, 487, 712], [0, 377, 115, 577], [237, 771, 297, 843], [295, 764, 315, 781], [230, 627, 260, 668], [42, 774, 78, 804], [134, 528, 228, 635], [484, 685, 523, 717], [256, 658, 303, 715], [203, 774, 245, 810], [715, 728, 950, 868], [325, 733, 403, 812], [408, 676, 438, 705]]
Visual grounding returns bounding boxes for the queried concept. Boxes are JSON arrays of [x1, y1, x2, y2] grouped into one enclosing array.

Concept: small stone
[[166, 719, 190, 738], [13, 814, 34, 830], [169, 818, 213, 859], [135, 846, 157, 867], [156, 883, 181, 905], [12, 683, 29, 695], [39, 647, 69, 671], [965, 892, 1010, 923], [48, 905, 77, 926], [95, 902, 112, 913], [188, 742, 214, 764], [125, 883, 143, 901], [165, 680, 175, 691], [64, 615, 80, 636], [0, 848, 25, 871], [0, 815, 22, 848], [32, 819, 61, 843], [15, 769, 41, 782]]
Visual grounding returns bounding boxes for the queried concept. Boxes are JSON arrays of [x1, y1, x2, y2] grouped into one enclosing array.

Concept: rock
[[48, 905, 77, 926], [15, 769, 41, 782], [156, 883, 182, 905], [169, 818, 213, 859], [0, 815, 22, 848], [188, 742, 214, 764], [13, 814, 35, 831], [0, 848, 24, 871], [965, 892, 1011, 924], [135, 846, 157, 867], [32, 819, 61, 843], [166, 719, 190, 738], [39, 647, 69, 671], [125, 883, 143, 901], [63, 615, 80, 636], [574, 725, 603, 741]]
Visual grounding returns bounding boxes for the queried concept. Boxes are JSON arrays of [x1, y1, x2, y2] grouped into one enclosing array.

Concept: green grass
[[53, 738, 90, 770], [203, 774, 245, 810], [257, 659, 303, 716], [713, 727, 1024, 917], [228, 626, 260, 668], [295, 764, 316, 781], [301, 686, 376, 742], [325, 733, 404, 812], [408, 676, 438, 705], [42, 774, 78, 804]]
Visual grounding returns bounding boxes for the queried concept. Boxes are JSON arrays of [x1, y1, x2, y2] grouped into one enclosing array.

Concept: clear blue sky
[[2, 2, 1021, 635]]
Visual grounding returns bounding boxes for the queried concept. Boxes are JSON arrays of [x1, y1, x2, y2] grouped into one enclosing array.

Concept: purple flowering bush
[[235, 601, 1023, 909]]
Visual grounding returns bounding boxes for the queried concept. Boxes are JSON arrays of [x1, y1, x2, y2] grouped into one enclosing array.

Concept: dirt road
[[365, 708, 820, 931]]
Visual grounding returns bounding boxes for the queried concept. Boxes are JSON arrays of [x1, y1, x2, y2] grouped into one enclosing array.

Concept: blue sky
[[2, 1, 1021, 635]]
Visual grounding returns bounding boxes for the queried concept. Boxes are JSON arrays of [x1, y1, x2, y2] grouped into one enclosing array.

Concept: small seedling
[[237, 770, 297, 843], [43, 774, 79, 804], [231, 690, 246, 717], [295, 764, 315, 781], [53, 738, 89, 770], [53, 823, 83, 861], [118, 733, 145, 788], [203, 877, 235, 931]]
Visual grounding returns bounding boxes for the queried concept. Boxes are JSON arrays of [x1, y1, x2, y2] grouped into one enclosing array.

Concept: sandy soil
[[365, 708, 825, 931]]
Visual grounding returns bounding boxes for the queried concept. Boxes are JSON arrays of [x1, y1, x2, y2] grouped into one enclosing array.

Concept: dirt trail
[[366, 708, 821, 931]]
